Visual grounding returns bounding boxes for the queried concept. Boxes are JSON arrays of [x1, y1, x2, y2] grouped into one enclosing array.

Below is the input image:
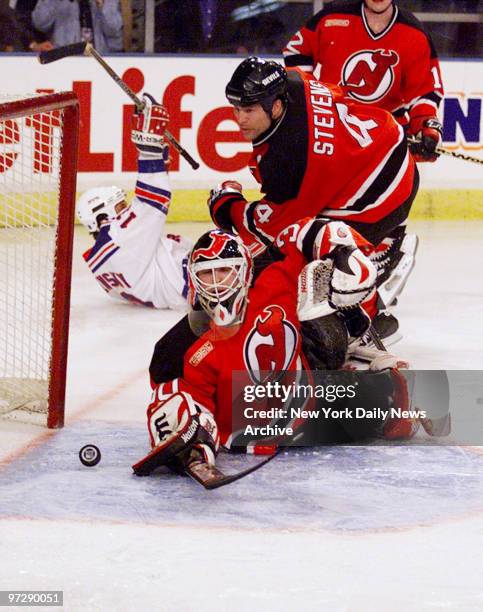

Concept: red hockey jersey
[[283, 0, 443, 125], [149, 218, 373, 447], [154, 244, 307, 447], [211, 69, 417, 255]]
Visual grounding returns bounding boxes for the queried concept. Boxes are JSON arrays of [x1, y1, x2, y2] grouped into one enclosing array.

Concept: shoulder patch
[[189, 341, 214, 366]]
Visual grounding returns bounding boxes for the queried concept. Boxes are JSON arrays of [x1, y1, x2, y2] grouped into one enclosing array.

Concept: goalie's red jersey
[[283, 0, 443, 125], [211, 69, 417, 255], [150, 218, 375, 448], [153, 243, 309, 447]]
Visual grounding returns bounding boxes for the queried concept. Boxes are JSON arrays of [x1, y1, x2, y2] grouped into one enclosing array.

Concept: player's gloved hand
[[133, 391, 220, 476], [131, 93, 170, 158], [408, 115, 442, 162], [327, 246, 377, 311], [208, 180, 243, 206], [208, 180, 245, 232]]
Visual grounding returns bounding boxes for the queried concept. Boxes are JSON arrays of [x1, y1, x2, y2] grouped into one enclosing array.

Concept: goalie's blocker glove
[[408, 114, 442, 163], [132, 391, 220, 477], [131, 93, 170, 159]]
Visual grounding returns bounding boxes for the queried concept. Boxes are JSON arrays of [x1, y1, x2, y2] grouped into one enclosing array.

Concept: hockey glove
[[408, 115, 442, 162], [328, 246, 377, 311], [208, 180, 245, 232], [132, 391, 220, 476], [131, 93, 170, 158]]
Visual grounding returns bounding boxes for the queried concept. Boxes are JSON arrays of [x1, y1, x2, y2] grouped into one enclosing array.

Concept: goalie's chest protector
[[185, 254, 306, 439]]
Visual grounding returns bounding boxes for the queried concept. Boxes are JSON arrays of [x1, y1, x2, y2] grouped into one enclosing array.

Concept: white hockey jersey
[[83, 158, 192, 309]]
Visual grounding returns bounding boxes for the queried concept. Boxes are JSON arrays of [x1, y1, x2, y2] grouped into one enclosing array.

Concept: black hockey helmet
[[225, 57, 288, 114]]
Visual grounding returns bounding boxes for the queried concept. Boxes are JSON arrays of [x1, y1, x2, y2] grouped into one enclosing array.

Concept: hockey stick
[[407, 135, 482, 165], [38, 42, 200, 170], [185, 448, 283, 490], [133, 432, 302, 490], [186, 431, 306, 490]]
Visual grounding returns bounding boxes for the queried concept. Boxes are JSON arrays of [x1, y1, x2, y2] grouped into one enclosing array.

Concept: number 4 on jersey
[[336, 103, 378, 148]]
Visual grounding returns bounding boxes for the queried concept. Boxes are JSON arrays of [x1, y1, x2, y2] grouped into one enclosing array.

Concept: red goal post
[[0, 92, 79, 428]]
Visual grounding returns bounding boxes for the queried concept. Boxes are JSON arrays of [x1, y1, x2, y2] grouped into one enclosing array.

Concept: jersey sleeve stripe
[[85, 239, 115, 264], [84, 226, 112, 258], [135, 194, 169, 215], [325, 127, 408, 216], [90, 246, 120, 273], [138, 158, 166, 173], [135, 183, 171, 213], [136, 180, 171, 199]]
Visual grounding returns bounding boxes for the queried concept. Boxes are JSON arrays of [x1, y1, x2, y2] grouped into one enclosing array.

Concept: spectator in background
[[32, 0, 123, 53], [14, 0, 54, 51], [154, 0, 283, 54], [0, 0, 22, 51], [0, 0, 52, 51], [155, 0, 235, 53]]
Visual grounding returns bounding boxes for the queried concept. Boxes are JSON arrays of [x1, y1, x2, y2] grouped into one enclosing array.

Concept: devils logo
[[191, 230, 234, 261], [341, 49, 399, 103], [244, 305, 298, 384]]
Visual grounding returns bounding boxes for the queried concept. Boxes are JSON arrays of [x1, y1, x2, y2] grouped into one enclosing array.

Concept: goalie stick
[[185, 447, 284, 490], [407, 135, 482, 165], [133, 433, 303, 490], [38, 42, 200, 170]]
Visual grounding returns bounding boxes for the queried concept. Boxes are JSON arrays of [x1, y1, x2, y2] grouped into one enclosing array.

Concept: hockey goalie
[[133, 217, 449, 481]]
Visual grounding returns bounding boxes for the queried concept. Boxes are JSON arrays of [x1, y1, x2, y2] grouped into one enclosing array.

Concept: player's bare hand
[[30, 40, 54, 52]]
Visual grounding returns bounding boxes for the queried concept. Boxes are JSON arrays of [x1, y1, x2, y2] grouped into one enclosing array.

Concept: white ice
[[1, 220, 483, 612]]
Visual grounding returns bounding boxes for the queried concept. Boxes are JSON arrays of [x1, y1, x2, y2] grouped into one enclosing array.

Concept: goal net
[[0, 92, 79, 428]]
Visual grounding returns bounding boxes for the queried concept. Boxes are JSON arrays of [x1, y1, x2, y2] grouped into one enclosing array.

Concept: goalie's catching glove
[[132, 391, 220, 476], [131, 93, 170, 158]]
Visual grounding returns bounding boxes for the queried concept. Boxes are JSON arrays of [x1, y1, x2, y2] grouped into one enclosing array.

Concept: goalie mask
[[188, 230, 253, 330], [77, 186, 127, 234]]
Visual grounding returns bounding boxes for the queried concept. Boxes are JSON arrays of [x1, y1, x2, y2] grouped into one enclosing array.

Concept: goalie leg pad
[[301, 314, 348, 370]]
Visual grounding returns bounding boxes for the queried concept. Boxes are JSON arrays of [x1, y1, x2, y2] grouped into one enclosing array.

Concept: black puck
[[79, 444, 101, 467]]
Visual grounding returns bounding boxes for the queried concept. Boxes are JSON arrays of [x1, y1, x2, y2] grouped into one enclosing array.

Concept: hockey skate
[[360, 310, 401, 348], [375, 231, 419, 308]]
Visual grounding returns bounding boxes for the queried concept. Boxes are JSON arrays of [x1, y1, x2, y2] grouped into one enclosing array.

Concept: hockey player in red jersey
[[282, 1, 444, 329], [210, 57, 419, 342], [133, 222, 430, 477], [283, 0, 444, 164]]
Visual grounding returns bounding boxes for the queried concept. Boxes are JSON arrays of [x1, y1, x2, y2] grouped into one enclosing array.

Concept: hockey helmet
[[225, 57, 288, 114], [76, 186, 127, 234], [188, 229, 253, 328]]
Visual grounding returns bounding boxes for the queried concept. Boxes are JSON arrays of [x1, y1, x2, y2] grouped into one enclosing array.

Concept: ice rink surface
[[1, 220, 483, 611]]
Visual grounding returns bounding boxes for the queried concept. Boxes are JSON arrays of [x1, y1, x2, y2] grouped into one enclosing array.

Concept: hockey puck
[[79, 444, 101, 467]]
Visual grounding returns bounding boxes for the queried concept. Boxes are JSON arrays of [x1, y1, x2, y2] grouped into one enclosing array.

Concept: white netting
[[0, 97, 64, 421]]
